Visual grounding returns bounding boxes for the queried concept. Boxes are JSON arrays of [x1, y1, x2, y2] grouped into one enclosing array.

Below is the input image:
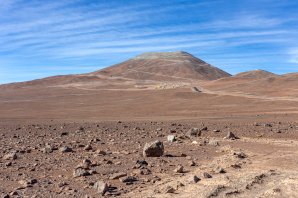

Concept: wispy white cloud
[[288, 48, 298, 63]]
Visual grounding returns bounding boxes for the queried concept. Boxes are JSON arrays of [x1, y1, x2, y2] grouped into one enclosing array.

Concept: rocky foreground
[[0, 120, 297, 198]]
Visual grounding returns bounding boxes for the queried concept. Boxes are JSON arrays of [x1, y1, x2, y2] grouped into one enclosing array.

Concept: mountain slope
[[94, 51, 231, 81]]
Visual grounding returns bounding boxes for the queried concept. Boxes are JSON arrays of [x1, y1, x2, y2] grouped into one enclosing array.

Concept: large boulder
[[143, 140, 164, 157]]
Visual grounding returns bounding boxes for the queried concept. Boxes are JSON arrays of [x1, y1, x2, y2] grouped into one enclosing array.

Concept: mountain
[[201, 70, 298, 98], [93, 51, 231, 81], [234, 69, 277, 79], [0, 51, 231, 89]]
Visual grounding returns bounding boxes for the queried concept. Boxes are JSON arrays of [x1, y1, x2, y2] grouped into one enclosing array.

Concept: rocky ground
[[0, 119, 297, 198]]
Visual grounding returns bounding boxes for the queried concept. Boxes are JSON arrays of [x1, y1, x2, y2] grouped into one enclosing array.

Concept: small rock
[[225, 132, 239, 140], [167, 135, 176, 142], [186, 128, 200, 138], [134, 160, 148, 168], [189, 160, 196, 166], [18, 178, 37, 187], [93, 180, 109, 196], [192, 175, 201, 183], [234, 151, 247, 159], [42, 144, 53, 154], [109, 172, 127, 180], [59, 146, 72, 153], [203, 172, 212, 178], [84, 145, 92, 151], [78, 159, 92, 169], [174, 165, 184, 173], [215, 167, 226, 174], [95, 149, 106, 155], [0, 193, 9, 198], [143, 140, 164, 157], [164, 186, 175, 193], [57, 182, 68, 188], [208, 140, 219, 146], [119, 176, 138, 183], [3, 152, 17, 160], [73, 168, 90, 177]]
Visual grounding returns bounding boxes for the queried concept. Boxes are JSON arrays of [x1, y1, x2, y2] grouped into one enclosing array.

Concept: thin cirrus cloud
[[0, 0, 298, 84], [288, 49, 298, 64]]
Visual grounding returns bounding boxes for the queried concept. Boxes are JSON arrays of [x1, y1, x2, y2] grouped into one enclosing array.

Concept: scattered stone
[[174, 165, 184, 173], [167, 135, 176, 142], [213, 129, 220, 132], [3, 152, 17, 160], [234, 151, 247, 159], [134, 160, 148, 169], [215, 167, 226, 174], [143, 140, 164, 157], [57, 182, 68, 188], [93, 180, 109, 196], [95, 149, 106, 155], [109, 172, 127, 180], [192, 175, 201, 183], [164, 186, 175, 193], [225, 132, 239, 140], [73, 168, 90, 177], [78, 159, 92, 169], [60, 132, 69, 136], [186, 128, 200, 138], [138, 167, 152, 175], [119, 176, 138, 183], [0, 193, 9, 198], [59, 146, 72, 153], [208, 139, 219, 146], [180, 153, 187, 157], [42, 144, 53, 154], [10, 191, 18, 196], [189, 160, 196, 166], [206, 185, 226, 197], [231, 164, 242, 169], [191, 141, 198, 144], [84, 145, 92, 151], [18, 178, 37, 187], [169, 129, 176, 133], [203, 172, 212, 178]]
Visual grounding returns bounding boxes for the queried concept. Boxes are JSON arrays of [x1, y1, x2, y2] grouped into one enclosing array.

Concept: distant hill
[[234, 69, 277, 79]]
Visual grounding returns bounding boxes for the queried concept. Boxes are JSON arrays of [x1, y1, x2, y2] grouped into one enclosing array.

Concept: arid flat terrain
[[0, 52, 297, 197]]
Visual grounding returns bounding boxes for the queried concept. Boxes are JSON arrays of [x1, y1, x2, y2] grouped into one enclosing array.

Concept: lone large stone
[[143, 140, 164, 157]]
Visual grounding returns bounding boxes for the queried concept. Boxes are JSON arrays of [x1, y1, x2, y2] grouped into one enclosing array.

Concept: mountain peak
[[132, 51, 195, 60]]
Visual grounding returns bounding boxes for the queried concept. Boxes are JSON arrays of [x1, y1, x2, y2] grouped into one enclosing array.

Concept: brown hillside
[[94, 51, 231, 81]]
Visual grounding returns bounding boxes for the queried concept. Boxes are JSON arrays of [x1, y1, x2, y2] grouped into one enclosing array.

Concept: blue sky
[[0, 0, 298, 84]]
